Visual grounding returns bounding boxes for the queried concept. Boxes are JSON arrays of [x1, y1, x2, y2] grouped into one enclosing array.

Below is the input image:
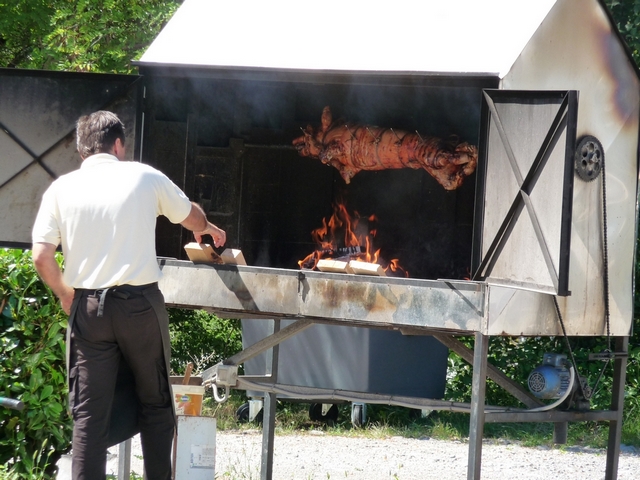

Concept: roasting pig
[[292, 106, 478, 190]]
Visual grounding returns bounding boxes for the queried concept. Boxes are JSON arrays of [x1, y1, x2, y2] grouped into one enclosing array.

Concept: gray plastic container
[[242, 319, 449, 400]]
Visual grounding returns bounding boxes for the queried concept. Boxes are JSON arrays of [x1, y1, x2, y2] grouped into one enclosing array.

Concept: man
[[31, 110, 225, 480]]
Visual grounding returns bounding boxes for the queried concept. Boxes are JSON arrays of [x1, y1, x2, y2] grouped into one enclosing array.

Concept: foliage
[[445, 334, 637, 406], [168, 309, 243, 376], [0, 0, 180, 73], [0, 248, 245, 477], [607, 0, 640, 64], [0, 249, 71, 479]]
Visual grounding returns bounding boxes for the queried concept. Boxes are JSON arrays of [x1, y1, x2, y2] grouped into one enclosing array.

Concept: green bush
[[168, 309, 242, 376], [0, 248, 71, 479], [0, 248, 244, 478]]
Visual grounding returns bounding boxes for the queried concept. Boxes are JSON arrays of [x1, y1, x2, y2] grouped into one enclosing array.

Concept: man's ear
[[113, 138, 125, 160]]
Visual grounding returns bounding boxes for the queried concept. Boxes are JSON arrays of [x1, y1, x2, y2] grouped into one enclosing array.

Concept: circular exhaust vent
[[528, 371, 547, 394], [574, 135, 603, 182]]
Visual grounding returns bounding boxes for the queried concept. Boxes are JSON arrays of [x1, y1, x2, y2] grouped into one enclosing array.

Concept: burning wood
[[347, 260, 386, 276], [298, 202, 408, 277], [292, 106, 477, 190], [316, 259, 352, 273], [316, 259, 386, 276]]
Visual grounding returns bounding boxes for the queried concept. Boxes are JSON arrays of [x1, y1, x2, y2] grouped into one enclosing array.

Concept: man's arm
[[181, 202, 226, 247], [32, 242, 75, 315]]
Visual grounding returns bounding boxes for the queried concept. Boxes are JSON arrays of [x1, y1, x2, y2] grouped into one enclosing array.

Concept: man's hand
[[32, 242, 75, 315], [194, 224, 226, 247], [181, 203, 226, 247]]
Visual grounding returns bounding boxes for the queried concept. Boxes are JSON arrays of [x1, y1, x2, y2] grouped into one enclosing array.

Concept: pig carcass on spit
[[292, 106, 478, 190]]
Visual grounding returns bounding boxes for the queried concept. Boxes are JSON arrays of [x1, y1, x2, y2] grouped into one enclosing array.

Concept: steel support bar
[[431, 333, 544, 409], [485, 409, 619, 423], [224, 319, 314, 367], [605, 336, 628, 480], [261, 320, 280, 480], [201, 319, 314, 383], [233, 378, 505, 413], [553, 422, 568, 444], [117, 439, 131, 480], [468, 332, 489, 480]]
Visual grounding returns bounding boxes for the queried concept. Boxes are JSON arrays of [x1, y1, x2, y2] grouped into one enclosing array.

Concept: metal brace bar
[[468, 332, 489, 480], [117, 439, 131, 480], [261, 319, 280, 480], [485, 410, 619, 423], [201, 319, 315, 384], [605, 336, 628, 480], [0, 120, 59, 187], [430, 333, 544, 409], [589, 352, 628, 361]]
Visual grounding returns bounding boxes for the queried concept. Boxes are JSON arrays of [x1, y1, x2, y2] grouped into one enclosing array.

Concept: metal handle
[[212, 384, 230, 403], [0, 397, 25, 411]]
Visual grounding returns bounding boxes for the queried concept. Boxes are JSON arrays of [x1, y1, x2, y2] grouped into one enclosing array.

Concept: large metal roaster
[[1, 1, 639, 479]]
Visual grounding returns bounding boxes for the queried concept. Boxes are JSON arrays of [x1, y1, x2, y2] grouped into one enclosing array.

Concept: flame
[[298, 202, 408, 277]]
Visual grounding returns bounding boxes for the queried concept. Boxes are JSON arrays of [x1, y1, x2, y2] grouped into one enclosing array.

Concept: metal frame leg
[[605, 336, 628, 480], [553, 422, 568, 444], [260, 319, 280, 480], [468, 332, 489, 480], [117, 438, 131, 480]]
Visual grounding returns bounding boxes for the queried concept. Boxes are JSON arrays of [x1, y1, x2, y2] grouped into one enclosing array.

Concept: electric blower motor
[[527, 353, 572, 399]]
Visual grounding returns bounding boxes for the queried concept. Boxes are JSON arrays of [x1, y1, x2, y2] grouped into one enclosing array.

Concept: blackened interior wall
[[142, 70, 496, 281]]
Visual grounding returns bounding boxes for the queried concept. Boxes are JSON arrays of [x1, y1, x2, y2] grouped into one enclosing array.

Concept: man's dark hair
[[76, 111, 126, 158]]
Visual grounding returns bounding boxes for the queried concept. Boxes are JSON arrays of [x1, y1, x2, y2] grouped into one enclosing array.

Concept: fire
[[298, 202, 408, 277]]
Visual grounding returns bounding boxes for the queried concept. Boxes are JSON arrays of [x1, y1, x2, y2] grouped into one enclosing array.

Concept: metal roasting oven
[[1, 0, 639, 478]]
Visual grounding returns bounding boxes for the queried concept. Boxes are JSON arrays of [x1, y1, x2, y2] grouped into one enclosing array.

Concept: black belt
[[77, 283, 158, 317]]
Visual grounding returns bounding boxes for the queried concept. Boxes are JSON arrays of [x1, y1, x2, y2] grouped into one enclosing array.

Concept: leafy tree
[[0, 0, 180, 73], [607, 0, 640, 64]]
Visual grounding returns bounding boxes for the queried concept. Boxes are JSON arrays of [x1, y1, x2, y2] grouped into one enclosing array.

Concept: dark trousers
[[69, 285, 175, 480]]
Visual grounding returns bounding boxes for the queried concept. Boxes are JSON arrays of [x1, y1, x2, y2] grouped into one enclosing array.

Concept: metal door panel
[[0, 130, 33, 185], [0, 69, 141, 248], [473, 90, 578, 296]]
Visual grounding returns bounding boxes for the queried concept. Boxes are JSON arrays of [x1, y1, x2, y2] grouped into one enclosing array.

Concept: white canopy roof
[[138, 0, 558, 77]]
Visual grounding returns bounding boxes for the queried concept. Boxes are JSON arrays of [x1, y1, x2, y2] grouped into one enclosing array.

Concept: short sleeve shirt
[[32, 154, 192, 289]]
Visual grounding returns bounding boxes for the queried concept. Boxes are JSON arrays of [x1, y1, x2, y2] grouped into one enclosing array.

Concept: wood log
[[221, 248, 247, 266], [347, 260, 386, 276], [316, 259, 352, 273], [184, 242, 223, 265]]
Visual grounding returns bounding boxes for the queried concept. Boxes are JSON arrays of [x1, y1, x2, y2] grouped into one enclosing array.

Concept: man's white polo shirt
[[32, 153, 192, 289]]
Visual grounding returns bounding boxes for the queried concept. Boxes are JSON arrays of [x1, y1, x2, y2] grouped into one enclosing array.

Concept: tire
[[236, 402, 250, 423], [236, 402, 264, 424], [309, 403, 339, 425]]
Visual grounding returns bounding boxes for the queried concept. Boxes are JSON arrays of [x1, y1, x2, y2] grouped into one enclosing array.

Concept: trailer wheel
[[236, 402, 250, 423], [236, 402, 263, 424], [308, 403, 339, 425]]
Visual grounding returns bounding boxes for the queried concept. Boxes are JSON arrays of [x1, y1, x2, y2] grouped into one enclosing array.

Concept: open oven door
[[0, 68, 142, 249], [472, 90, 578, 296]]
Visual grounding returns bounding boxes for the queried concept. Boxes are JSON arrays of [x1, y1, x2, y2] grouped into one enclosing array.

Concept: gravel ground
[[93, 430, 640, 480]]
